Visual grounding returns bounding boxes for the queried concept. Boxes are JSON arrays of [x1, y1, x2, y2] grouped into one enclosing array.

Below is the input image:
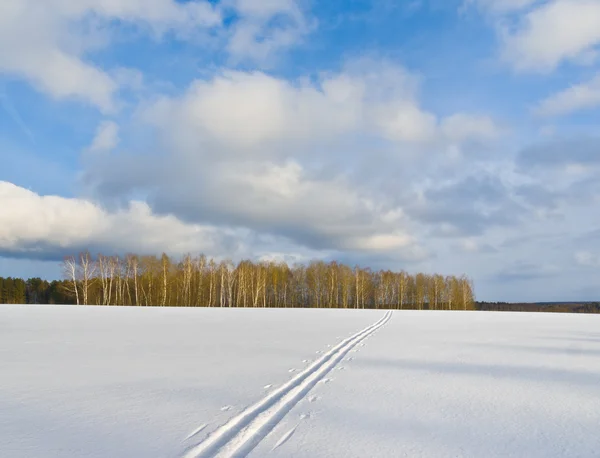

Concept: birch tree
[[62, 256, 80, 305]]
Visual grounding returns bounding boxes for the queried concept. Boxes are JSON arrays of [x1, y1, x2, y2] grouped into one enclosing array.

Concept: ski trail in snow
[[271, 425, 297, 451], [184, 424, 208, 441], [181, 311, 392, 458]]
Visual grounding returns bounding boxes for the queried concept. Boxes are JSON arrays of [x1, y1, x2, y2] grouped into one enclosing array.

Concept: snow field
[[258, 311, 600, 458], [0, 306, 380, 457], [2, 306, 600, 458]]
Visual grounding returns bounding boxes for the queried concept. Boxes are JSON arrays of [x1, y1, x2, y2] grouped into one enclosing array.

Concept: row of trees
[[476, 301, 600, 314], [60, 252, 476, 310], [0, 277, 74, 304]]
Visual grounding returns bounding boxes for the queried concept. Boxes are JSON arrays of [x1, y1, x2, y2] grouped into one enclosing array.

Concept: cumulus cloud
[[517, 137, 600, 169], [142, 62, 499, 151], [0, 181, 234, 261], [90, 153, 424, 256], [0, 0, 221, 111], [0, 179, 430, 266], [223, 0, 311, 64], [0, 0, 311, 111], [143, 70, 362, 150], [467, 0, 600, 72], [407, 174, 526, 237], [498, 0, 600, 72], [87, 121, 120, 153], [80, 60, 503, 262], [441, 113, 501, 143], [535, 73, 600, 116]]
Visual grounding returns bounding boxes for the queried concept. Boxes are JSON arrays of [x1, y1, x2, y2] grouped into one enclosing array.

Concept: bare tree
[[224, 260, 237, 307], [58, 251, 475, 310], [62, 256, 80, 305], [195, 254, 206, 306], [79, 251, 96, 306], [126, 254, 140, 306], [160, 253, 170, 307]]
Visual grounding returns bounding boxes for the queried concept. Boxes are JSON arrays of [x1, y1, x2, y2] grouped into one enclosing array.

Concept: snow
[[2, 306, 600, 458]]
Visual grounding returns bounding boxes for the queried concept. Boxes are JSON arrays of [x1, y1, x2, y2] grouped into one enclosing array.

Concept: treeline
[[57, 252, 476, 310], [476, 301, 600, 314], [0, 277, 74, 304]]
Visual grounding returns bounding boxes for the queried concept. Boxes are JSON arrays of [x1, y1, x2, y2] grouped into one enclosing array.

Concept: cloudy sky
[[1, 0, 600, 301]]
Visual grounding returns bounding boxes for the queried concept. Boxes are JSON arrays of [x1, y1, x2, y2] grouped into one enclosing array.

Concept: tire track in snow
[[182, 310, 392, 458]]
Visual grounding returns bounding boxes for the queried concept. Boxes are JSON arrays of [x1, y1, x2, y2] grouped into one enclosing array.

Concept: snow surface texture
[[1, 306, 599, 458]]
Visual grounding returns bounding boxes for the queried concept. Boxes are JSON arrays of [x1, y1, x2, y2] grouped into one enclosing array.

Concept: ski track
[[271, 425, 297, 452], [184, 424, 208, 442], [181, 311, 392, 458]]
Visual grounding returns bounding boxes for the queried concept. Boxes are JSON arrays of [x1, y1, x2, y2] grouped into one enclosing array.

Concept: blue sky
[[1, 0, 600, 301]]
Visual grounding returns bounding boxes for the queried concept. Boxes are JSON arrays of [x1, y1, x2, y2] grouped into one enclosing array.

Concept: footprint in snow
[[302, 359, 310, 363], [321, 378, 332, 384], [315, 350, 322, 354], [264, 384, 273, 389], [220, 405, 232, 412], [346, 357, 354, 361], [337, 366, 345, 371], [307, 395, 320, 403]]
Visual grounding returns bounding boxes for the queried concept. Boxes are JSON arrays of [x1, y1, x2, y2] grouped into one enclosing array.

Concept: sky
[[1, 0, 600, 302]]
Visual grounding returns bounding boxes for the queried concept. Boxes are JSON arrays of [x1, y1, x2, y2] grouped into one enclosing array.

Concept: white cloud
[[535, 73, 600, 116], [463, 0, 541, 14], [88, 121, 120, 153], [144, 62, 498, 152], [0, 0, 310, 112], [374, 103, 438, 143], [223, 0, 310, 64], [441, 113, 501, 142], [229, 0, 301, 18], [499, 0, 600, 72], [79, 60, 504, 265], [460, 238, 482, 252], [348, 233, 415, 251], [154, 158, 421, 256], [0, 178, 428, 265], [85, 62, 462, 259], [145, 71, 361, 149], [50, 0, 220, 27], [574, 250, 600, 266], [143, 66, 419, 152], [0, 181, 233, 260], [0, 0, 221, 111]]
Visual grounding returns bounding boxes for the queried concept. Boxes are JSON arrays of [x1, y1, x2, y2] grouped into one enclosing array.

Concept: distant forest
[[1, 252, 597, 313], [0, 277, 73, 305], [476, 301, 600, 314], [1, 252, 475, 310]]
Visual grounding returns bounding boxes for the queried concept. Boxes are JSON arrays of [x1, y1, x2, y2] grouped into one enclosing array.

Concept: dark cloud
[[408, 174, 525, 236], [0, 246, 72, 263], [517, 137, 600, 170], [514, 184, 562, 211], [494, 262, 560, 283]]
